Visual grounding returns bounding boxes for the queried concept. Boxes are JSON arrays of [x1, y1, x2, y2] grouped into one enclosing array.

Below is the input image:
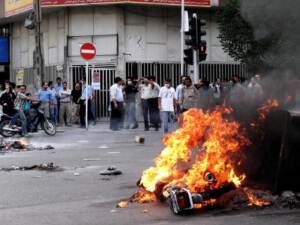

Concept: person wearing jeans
[[13, 85, 31, 136], [158, 79, 177, 134]]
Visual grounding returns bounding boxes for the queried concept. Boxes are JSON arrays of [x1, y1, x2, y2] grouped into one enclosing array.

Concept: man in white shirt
[[79, 77, 94, 128], [109, 77, 124, 131], [59, 81, 72, 126], [158, 79, 177, 134], [140, 76, 160, 131]]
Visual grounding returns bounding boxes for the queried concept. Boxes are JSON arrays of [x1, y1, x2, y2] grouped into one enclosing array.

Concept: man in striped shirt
[[13, 85, 31, 136]]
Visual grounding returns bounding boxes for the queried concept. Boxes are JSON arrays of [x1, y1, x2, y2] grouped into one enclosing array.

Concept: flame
[[136, 106, 250, 203], [130, 100, 280, 209], [246, 191, 272, 207], [117, 200, 129, 208], [257, 99, 280, 122]]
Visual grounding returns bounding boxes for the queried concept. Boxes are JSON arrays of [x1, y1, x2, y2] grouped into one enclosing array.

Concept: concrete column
[[116, 7, 126, 79]]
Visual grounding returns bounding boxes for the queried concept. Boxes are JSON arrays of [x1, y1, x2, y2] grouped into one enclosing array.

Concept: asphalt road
[[0, 123, 299, 225]]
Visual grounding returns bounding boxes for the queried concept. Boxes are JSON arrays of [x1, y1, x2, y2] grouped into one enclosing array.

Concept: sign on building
[[41, 0, 211, 7], [16, 69, 24, 85], [5, 0, 33, 17], [0, 36, 9, 63]]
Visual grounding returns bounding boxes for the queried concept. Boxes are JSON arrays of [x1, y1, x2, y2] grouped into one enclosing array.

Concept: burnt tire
[[42, 119, 56, 136], [0, 119, 15, 137]]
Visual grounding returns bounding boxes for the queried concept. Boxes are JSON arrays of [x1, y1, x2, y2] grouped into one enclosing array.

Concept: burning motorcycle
[[0, 105, 56, 137]]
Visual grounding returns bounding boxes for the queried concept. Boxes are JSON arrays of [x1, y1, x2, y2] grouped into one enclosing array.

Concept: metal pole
[[85, 61, 89, 130], [193, 13, 199, 83], [193, 50, 199, 83], [33, 0, 44, 90], [180, 0, 184, 76]]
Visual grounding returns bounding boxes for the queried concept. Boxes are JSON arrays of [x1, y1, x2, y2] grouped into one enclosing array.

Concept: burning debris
[[0, 162, 62, 172], [118, 100, 300, 214], [100, 166, 122, 176], [0, 139, 55, 153]]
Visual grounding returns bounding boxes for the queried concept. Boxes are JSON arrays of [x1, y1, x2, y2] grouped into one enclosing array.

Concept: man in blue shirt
[[79, 77, 94, 128], [37, 82, 52, 118], [54, 77, 62, 122]]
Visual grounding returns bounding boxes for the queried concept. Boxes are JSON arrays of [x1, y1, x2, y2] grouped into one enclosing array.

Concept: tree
[[216, 0, 276, 72]]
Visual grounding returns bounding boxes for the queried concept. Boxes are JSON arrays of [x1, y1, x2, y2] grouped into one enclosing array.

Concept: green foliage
[[216, 0, 275, 71]]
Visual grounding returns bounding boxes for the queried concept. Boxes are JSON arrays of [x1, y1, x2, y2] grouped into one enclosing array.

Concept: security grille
[[126, 62, 247, 86], [69, 65, 115, 118]]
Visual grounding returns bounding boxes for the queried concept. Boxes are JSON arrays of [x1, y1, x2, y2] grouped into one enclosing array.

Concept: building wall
[[11, 10, 67, 70], [0, 0, 4, 19], [10, 5, 235, 79]]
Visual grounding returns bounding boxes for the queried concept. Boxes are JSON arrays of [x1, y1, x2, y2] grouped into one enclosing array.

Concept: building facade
[[0, 0, 246, 116]]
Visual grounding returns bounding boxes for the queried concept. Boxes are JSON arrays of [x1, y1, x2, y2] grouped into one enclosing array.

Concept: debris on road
[[135, 136, 145, 144], [116, 200, 128, 208], [73, 172, 80, 176], [0, 139, 55, 153], [0, 162, 62, 172], [100, 166, 122, 176]]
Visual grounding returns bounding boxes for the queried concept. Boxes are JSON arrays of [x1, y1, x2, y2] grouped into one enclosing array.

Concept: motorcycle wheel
[[42, 119, 56, 136], [0, 119, 15, 137]]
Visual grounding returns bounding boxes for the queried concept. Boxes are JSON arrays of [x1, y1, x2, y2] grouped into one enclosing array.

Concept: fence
[[126, 62, 247, 86], [69, 65, 115, 118]]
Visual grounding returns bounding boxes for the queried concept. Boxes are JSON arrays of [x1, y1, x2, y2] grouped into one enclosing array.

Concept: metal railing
[[126, 62, 247, 86], [69, 65, 115, 118]]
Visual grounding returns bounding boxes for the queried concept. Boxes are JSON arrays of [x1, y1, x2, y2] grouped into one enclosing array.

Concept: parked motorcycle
[[0, 107, 56, 137]]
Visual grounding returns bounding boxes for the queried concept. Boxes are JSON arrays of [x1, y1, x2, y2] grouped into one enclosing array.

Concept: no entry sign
[[80, 43, 96, 60]]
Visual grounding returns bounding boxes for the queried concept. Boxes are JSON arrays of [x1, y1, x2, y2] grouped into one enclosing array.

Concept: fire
[[117, 200, 129, 208], [245, 190, 272, 207], [127, 100, 280, 209], [257, 99, 280, 122], [135, 106, 250, 203]]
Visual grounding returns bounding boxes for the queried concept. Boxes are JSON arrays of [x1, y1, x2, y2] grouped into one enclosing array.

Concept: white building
[[1, 1, 246, 116]]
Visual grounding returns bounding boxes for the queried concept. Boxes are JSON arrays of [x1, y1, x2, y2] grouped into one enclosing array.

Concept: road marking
[[77, 140, 89, 143], [98, 145, 109, 149], [107, 152, 120, 154]]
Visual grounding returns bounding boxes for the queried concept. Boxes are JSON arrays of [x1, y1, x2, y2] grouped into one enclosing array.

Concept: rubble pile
[[0, 139, 54, 153], [0, 162, 62, 172]]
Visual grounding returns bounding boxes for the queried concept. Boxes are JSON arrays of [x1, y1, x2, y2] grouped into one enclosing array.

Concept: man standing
[[124, 78, 138, 129], [48, 81, 58, 125], [148, 76, 160, 131], [37, 82, 52, 118], [54, 77, 62, 122], [71, 82, 81, 124], [158, 79, 176, 134], [59, 81, 72, 127], [179, 77, 198, 112], [79, 77, 93, 128], [140, 77, 160, 131], [109, 77, 124, 131]]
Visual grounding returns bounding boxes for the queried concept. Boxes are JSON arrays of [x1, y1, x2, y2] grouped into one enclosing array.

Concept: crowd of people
[[109, 74, 264, 134], [0, 77, 98, 137], [0, 73, 264, 137]]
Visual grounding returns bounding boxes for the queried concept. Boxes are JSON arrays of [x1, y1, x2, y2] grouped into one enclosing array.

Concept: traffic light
[[184, 14, 197, 65], [198, 19, 207, 62]]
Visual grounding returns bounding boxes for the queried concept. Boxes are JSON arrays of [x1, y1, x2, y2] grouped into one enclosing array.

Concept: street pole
[[193, 13, 199, 83], [33, 0, 44, 90], [85, 61, 89, 130], [180, 0, 184, 76]]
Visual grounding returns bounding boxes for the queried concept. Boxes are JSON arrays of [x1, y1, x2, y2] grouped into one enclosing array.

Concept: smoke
[[240, 0, 300, 74], [235, 0, 300, 109]]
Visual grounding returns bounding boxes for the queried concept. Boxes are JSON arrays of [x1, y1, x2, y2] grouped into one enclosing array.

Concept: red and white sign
[[80, 43, 96, 60], [42, 0, 212, 8]]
